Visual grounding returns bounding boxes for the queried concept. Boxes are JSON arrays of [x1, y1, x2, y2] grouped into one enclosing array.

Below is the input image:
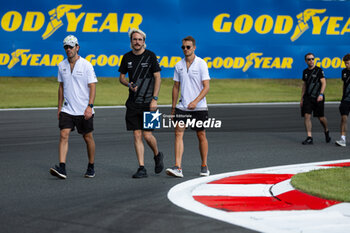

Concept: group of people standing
[[300, 53, 350, 147], [49, 29, 210, 179], [49, 29, 350, 180]]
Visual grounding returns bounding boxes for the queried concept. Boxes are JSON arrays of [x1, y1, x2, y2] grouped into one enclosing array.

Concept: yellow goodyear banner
[[0, 0, 349, 78]]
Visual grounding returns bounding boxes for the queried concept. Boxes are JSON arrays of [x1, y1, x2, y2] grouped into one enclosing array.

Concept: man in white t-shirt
[[166, 36, 210, 178], [50, 35, 98, 179]]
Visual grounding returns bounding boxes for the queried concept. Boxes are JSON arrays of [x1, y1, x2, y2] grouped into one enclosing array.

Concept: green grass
[[291, 167, 350, 202], [0, 77, 344, 108]]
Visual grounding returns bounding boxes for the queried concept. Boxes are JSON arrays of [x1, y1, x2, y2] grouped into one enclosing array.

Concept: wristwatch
[[88, 104, 94, 108], [152, 96, 158, 100]]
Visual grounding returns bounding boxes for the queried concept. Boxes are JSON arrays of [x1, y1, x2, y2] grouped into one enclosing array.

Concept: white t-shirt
[[58, 57, 97, 116], [173, 56, 210, 111]]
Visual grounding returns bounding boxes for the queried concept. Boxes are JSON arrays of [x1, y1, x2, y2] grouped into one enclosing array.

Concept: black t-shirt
[[342, 68, 350, 101], [302, 66, 325, 99], [119, 49, 161, 106]]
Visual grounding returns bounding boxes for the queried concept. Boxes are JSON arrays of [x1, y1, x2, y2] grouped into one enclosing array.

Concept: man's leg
[[133, 130, 144, 166], [319, 116, 329, 132], [340, 115, 348, 136], [197, 129, 210, 176], [143, 131, 159, 156], [143, 131, 164, 174], [174, 126, 185, 168], [336, 115, 347, 146], [83, 132, 95, 164], [59, 128, 71, 163], [304, 113, 312, 137], [319, 116, 331, 143], [50, 128, 71, 179], [132, 130, 148, 178], [166, 125, 185, 177], [196, 130, 208, 167], [83, 132, 96, 177]]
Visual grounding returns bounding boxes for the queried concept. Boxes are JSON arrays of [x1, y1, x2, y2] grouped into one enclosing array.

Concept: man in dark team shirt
[[300, 53, 331, 145], [335, 54, 350, 147], [119, 28, 164, 178]]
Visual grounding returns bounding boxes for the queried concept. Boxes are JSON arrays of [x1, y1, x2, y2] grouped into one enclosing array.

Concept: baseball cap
[[63, 35, 79, 47]]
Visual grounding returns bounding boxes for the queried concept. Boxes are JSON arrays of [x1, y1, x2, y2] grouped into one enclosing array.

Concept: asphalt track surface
[[1, 103, 349, 233]]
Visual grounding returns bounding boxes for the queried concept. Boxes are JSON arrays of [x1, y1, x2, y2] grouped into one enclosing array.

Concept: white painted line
[[270, 179, 294, 196], [192, 184, 272, 197]]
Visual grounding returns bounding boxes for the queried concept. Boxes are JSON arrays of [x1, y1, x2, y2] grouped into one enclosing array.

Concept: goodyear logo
[[0, 4, 143, 40], [213, 9, 350, 41], [0, 50, 347, 70], [0, 49, 64, 69]]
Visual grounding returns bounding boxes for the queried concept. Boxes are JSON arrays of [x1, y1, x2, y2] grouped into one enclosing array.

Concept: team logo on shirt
[[141, 62, 149, 68], [128, 62, 132, 68]]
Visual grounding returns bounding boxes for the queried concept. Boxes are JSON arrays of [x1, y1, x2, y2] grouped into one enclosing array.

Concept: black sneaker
[[50, 165, 67, 179], [325, 131, 331, 143], [154, 152, 164, 174], [132, 167, 148, 178], [85, 165, 95, 178], [302, 137, 313, 145]]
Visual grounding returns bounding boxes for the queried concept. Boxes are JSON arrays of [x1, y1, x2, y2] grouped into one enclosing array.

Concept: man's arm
[[150, 71, 161, 111], [119, 73, 137, 92], [317, 77, 326, 102], [58, 82, 64, 119], [84, 82, 96, 120], [300, 81, 306, 107], [187, 80, 210, 110], [172, 81, 180, 115]]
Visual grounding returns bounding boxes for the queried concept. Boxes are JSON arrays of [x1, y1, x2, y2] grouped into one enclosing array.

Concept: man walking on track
[[119, 28, 164, 178], [50, 35, 97, 179], [300, 52, 331, 145], [166, 36, 210, 178], [335, 54, 350, 147]]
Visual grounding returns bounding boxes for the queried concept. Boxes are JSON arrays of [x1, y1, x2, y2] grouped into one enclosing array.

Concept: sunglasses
[[307, 58, 314, 61], [64, 45, 74, 50], [181, 45, 192, 50]]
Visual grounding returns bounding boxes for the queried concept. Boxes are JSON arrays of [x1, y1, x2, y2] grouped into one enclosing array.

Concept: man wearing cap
[[50, 35, 98, 179], [119, 28, 164, 178]]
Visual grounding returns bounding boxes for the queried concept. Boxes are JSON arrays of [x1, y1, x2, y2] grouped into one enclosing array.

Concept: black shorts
[[125, 105, 153, 131], [174, 108, 209, 131], [339, 101, 350, 116], [59, 112, 94, 135], [301, 97, 325, 117]]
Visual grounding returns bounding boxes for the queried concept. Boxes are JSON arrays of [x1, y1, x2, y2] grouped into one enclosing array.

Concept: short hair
[[129, 28, 146, 41], [343, 54, 350, 62], [304, 53, 315, 60], [128, 28, 146, 49], [182, 36, 196, 46]]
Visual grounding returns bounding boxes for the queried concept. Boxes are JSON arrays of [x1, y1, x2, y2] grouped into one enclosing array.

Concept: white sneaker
[[200, 166, 210, 176], [166, 166, 183, 178], [335, 139, 346, 147]]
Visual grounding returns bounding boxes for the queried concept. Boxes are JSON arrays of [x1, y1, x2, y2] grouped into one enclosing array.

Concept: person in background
[[300, 52, 331, 145], [335, 54, 350, 147]]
